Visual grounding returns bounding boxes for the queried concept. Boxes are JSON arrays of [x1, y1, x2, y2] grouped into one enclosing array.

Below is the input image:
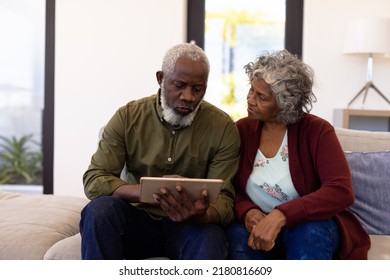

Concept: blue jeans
[[226, 219, 340, 260], [79, 196, 228, 259]]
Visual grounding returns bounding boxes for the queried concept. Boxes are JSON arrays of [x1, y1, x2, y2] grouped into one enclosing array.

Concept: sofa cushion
[[368, 235, 390, 260], [0, 191, 88, 259], [346, 151, 390, 235], [44, 233, 82, 260], [335, 127, 390, 152]]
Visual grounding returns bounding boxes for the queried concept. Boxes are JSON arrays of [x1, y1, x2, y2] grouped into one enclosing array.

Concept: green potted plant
[[0, 134, 43, 185]]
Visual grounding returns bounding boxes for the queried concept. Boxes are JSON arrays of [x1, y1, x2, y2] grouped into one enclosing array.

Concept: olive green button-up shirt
[[83, 92, 240, 225]]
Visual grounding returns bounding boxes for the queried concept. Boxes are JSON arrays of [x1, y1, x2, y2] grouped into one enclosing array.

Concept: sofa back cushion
[[335, 127, 390, 152], [346, 151, 390, 235]]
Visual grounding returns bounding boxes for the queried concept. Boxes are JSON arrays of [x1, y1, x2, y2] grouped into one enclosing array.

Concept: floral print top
[[246, 131, 299, 213]]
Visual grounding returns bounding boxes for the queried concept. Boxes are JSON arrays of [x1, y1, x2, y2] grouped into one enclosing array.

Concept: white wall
[[54, 0, 390, 197], [303, 0, 390, 122], [54, 0, 186, 196]]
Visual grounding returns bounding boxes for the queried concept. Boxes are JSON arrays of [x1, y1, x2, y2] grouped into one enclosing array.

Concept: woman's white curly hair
[[244, 50, 317, 124]]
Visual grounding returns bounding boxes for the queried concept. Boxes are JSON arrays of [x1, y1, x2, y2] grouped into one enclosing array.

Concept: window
[[0, 0, 45, 193], [187, 0, 303, 119], [0, 0, 54, 194]]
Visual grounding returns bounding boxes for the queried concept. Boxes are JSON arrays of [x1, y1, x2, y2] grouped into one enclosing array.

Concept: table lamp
[[343, 17, 390, 108]]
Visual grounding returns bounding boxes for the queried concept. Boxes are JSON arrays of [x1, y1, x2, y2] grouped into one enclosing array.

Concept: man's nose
[[180, 86, 196, 102]]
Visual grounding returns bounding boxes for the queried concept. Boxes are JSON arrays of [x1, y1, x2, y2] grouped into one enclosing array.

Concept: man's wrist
[[192, 206, 220, 224]]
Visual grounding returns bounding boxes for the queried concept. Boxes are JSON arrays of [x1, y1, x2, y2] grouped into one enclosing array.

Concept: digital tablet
[[139, 177, 223, 204]]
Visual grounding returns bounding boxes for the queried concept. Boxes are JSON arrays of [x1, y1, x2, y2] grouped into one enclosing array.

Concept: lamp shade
[[343, 17, 390, 55]]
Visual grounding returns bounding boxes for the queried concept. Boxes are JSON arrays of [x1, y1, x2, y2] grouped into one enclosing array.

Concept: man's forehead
[[167, 62, 207, 82]]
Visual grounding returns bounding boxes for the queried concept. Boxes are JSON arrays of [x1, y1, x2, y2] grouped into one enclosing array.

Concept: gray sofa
[[0, 127, 389, 260], [333, 127, 390, 259]]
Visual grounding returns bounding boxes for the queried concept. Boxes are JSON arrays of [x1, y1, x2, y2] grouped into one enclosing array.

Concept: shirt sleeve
[[83, 109, 128, 199], [206, 120, 241, 226]]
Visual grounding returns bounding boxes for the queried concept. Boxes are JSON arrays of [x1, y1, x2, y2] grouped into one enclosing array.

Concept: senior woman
[[227, 50, 370, 260]]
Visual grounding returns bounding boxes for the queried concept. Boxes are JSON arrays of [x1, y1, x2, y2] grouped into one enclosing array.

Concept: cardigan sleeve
[[275, 116, 354, 227]]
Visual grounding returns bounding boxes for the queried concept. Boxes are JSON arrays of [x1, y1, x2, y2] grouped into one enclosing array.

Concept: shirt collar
[[155, 89, 165, 123]]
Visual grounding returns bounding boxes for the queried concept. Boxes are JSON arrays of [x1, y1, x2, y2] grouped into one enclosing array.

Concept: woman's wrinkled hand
[[248, 209, 286, 251], [244, 208, 266, 233]]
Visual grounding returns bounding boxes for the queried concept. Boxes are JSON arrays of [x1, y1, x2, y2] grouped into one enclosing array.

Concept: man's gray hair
[[161, 42, 210, 78], [244, 50, 317, 124]]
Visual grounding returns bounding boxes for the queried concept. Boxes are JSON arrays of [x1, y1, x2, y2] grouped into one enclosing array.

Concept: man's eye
[[194, 86, 205, 93], [173, 83, 185, 89]]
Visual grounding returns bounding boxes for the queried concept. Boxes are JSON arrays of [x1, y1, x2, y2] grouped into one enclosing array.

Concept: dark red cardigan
[[234, 113, 370, 259]]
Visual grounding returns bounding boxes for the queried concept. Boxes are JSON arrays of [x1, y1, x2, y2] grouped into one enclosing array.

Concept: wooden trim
[[342, 110, 350, 129], [43, 0, 55, 194], [339, 109, 390, 129], [343, 109, 390, 117]]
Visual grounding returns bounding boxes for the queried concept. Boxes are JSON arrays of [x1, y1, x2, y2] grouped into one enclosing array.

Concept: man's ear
[[156, 71, 163, 86]]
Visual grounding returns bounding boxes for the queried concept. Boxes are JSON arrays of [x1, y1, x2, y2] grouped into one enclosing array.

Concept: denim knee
[[284, 219, 340, 260], [166, 223, 228, 260], [226, 222, 250, 248], [80, 196, 128, 230]]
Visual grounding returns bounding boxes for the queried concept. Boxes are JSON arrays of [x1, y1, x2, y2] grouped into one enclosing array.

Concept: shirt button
[[167, 157, 172, 162], [172, 131, 175, 135]]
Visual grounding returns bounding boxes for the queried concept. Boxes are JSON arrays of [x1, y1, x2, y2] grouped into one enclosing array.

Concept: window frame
[[43, 0, 55, 194], [187, 0, 303, 57]]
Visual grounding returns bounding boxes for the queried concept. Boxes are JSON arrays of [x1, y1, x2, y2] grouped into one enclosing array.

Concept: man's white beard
[[160, 88, 201, 128]]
